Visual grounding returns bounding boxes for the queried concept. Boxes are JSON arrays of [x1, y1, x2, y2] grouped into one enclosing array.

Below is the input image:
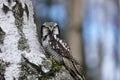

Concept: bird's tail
[[63, 58, 85, 80]]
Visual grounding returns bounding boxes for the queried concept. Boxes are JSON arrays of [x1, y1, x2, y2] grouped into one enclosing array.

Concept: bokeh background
[[32, 0, 120, 80]]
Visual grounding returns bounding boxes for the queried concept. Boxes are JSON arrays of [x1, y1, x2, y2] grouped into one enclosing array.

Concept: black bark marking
[[0, 27, 5, 53], [7, 0, 11, 4], [24, 4, 29, 18], [0, 27, 5, 44], [12, 1, 24, 18], [0, 60, 10, 80], [2, 4, 10, 14]]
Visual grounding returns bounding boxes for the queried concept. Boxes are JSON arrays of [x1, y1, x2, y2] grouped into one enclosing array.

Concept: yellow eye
[[53, 26, 57, 29], [53, 26, 57, 31]]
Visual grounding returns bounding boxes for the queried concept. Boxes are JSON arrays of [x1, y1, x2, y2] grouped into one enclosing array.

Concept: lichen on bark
[[19, 55, 52, 80], [19, 56, 40, 80], [18, 36, 29, 51], [0, 60, 10, 80], [12, 0, 29, 51], [18, 55, 73, 80]]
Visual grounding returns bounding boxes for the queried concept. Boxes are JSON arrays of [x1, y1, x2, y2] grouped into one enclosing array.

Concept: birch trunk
[[0, 0, 73, 80], [0, 0, 45, 80]]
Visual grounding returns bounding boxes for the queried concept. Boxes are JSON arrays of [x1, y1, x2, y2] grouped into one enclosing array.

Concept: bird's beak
[[49, 27, 53, 31]]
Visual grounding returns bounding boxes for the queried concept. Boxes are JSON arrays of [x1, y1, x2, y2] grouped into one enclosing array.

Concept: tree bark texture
[[0, 0, 73, 80]]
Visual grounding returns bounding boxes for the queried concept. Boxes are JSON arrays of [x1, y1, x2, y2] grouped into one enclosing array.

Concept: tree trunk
[[0, 0, 73, 80], [83, 0, 120, 80], [0, 0, 45, 80], [67, 0, 84, 65]]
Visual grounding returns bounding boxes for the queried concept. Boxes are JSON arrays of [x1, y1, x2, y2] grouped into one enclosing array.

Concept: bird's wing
[[49, 35, 73, 60], [63, 57, 85, 80], [49, 35, 85, 80], [49, 35, 80, 64]]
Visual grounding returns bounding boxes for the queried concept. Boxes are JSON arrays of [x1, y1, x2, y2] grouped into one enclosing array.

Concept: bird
[[41, 22, 85, 80]]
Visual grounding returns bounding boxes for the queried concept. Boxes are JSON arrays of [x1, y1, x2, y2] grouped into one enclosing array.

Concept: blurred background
[[32, 0, 120, 80]]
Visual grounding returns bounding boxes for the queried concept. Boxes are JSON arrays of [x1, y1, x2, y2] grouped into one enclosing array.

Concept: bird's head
[[41, 22, 60, 37]]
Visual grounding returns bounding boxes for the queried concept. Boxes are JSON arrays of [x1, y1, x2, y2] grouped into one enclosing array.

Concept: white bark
[[0, 0, 45, 80]]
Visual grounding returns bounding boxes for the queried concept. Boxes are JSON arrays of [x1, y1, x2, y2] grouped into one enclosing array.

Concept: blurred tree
[[83, 0, 120, 80], [66, 0, 85, 66]]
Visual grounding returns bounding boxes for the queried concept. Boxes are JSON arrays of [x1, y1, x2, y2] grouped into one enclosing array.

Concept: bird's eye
[[53, 25, 58, 29], [53, 26, 57, 31], [54, 26, 57, 29]]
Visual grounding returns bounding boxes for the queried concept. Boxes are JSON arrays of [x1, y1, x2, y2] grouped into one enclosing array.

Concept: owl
[[41, 22, 85, 80]]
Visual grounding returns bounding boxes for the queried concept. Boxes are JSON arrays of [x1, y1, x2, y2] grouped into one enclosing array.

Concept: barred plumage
[[41, 22, 85, 80]]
